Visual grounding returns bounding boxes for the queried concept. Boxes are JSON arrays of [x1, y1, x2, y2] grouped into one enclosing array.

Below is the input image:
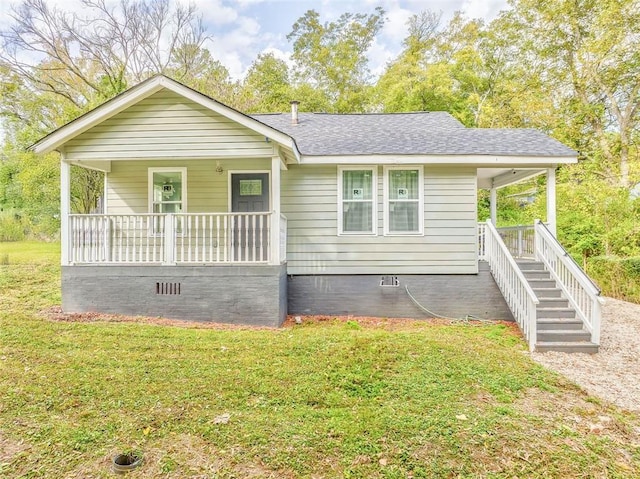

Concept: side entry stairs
[[516, 260, 599, 353]]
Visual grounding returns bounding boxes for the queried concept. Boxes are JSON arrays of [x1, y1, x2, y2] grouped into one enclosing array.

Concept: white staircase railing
[[485, 220, 540, 351], [534, 220, 604, 345]]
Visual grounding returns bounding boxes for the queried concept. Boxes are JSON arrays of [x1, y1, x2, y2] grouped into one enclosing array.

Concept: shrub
[[587, 256, 640, 304], [0, 210, 26, 241]]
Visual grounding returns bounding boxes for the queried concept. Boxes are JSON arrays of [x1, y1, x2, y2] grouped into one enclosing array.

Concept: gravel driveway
[[531, 297, 640, 412]]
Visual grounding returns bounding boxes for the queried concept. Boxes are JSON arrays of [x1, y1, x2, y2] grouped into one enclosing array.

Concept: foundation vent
[[156, 282, 181, 295], [380, 276, 399, 287]]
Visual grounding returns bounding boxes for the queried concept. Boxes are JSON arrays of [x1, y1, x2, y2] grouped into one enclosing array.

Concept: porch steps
[[516, 260, 599, 354]]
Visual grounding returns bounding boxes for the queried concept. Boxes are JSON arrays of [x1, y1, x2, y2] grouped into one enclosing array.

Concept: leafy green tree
[[376, 12, 509, 127], [166, 44, 239, 107], [493, 0, 640, 187], [241, 53, 293, 113], [0, 0, 220, 234], [375, 11, 446, 112], [287, 8, 385, 112]]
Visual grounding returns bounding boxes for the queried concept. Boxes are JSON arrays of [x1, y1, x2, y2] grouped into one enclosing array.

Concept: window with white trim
[[149, 168, 187, 214], [384, 167, 423, 235], [338, 167, 376, 234]]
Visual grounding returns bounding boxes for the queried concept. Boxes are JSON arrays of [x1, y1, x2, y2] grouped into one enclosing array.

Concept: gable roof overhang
[[30, 75, 301, 163]]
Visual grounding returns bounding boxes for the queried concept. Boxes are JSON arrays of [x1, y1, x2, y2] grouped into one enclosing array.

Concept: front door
[[231, 173, 270, 261]]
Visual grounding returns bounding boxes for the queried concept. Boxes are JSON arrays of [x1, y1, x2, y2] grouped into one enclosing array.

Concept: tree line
[[0, 0, 638, 268]]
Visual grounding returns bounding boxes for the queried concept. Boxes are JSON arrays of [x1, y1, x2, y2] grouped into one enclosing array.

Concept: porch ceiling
[[477, 168, 547, 189]]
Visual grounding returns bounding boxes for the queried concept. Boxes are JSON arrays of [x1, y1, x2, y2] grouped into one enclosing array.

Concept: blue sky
[[0, 0, 510, 78]]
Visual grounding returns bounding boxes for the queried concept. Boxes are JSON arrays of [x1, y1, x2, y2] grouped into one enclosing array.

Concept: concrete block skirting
[[287, 262, 514, 321], [62, 264, 287, 327]]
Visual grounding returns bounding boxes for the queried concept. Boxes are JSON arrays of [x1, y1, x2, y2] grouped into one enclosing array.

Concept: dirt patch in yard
[[39, 306, 280, 331], [40, 306, 515, 332], [531, 296, 640, 412], [0, 431, 29, 465]]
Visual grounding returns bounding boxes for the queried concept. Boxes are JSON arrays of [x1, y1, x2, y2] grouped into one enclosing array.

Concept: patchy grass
[[0, 242, 639, 478], [0, 240, 59, 265]]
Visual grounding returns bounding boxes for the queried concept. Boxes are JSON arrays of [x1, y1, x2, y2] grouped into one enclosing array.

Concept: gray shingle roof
[[251, 112, 576, 157]]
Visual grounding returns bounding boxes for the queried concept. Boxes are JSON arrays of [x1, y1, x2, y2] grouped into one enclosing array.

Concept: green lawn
[[0, 242, 639, 478]]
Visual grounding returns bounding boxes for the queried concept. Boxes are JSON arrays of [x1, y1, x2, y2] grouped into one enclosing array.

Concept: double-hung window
[[149, 168, 187, 214], [338, 167, 377, 235], [384, 166, 423, 235], [148, 167, 187, 234]]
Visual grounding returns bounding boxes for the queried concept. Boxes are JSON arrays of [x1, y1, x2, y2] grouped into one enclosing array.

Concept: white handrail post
[[592, 298, 601, 344], [104, 216, 112, 262], [485, 220, 492, 261], [270, 212, 279, 265], [528, 300, 535, 352], [533, 219, 541, 262], [164, 213, 175, 265]]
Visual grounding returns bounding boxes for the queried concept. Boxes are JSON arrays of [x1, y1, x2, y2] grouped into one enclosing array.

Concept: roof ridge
[[251, 111, 453, 116]]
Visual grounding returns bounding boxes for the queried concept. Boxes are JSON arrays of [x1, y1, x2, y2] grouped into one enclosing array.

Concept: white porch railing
[[478, 223, 487, 260], [69, 214, 166, 263], [68, 212, 286, 265], [534, 220, 604, 344], [174, 213, 270, 263], [484, 219, 540, 350], [497, 225, 535, 258], [478, 223, 535, 261]]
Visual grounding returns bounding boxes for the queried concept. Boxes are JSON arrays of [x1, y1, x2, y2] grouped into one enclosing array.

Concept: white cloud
[[210, 16, 273, 79], [235, 0, 269, 7], [191, 0, 239, 26], [379, 2, 412, 45], [460, 0, 509, 21], [367, 37, 394, 79]]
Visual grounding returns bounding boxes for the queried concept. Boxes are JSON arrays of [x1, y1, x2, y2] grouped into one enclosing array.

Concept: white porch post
[[490, 187, 497, 225], [163, 213, 176, 265], [60, 157, 71, 265], [270, 156, 281, 265], [546, 167, 557, 236], [103, 173, 108, 213]]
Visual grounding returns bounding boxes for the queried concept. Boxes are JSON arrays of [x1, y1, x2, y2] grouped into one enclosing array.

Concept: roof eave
[[298, 154, 578, 165]]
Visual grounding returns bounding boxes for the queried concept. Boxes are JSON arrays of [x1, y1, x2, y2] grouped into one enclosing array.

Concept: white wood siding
[[107, 159, 270, 214], [282, 165, 478, 274], [64, 90, 274, 160]]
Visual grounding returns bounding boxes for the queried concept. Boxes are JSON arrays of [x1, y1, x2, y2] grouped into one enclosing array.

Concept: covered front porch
[[60, 151, 290, 267], [478, 166, 558, 235], [58, 156, 290, 327]]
